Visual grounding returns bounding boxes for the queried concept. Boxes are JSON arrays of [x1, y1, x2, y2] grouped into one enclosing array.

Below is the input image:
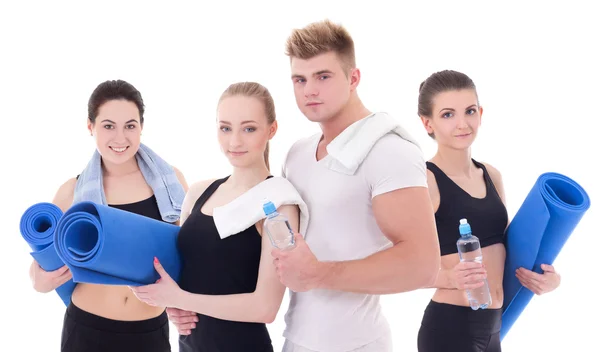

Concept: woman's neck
[[431, 146, 477, 177], [227, 164, 271, 190], [102, 157, 140, 177]]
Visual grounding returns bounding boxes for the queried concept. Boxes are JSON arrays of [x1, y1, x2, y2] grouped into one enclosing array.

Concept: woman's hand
[[516, 264, 561, 295], [129, 257, 186, 308], [448, 261, 487, 290], [166, 308, 198, 335], [29, 260, 72, 293]]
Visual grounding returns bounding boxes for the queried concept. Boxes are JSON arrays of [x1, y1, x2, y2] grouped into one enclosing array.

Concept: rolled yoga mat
[[20, 202, 77, 306], [54, 201, 182, 286], [501, 172, 590, 340]]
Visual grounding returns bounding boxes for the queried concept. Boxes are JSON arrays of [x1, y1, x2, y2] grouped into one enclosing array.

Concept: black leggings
[[61, 301, 171, 352], [417, 300, 502, 352]]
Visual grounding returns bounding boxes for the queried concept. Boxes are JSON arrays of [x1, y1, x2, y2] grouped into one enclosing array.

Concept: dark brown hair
[[88, 80, 145, 124], [418, 70, 478, 138]]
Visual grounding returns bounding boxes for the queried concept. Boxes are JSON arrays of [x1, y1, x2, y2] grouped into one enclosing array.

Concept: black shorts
[[417, 300, 502, 352], [61, 301, 171, 352]]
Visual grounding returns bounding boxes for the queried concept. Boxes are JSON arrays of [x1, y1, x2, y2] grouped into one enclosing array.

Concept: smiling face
[[87, 99, 142, 164], [420, 89, 483, 150], [216, 95, 277, 169]]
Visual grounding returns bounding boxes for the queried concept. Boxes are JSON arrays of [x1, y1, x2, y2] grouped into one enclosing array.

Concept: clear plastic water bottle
[[457, 218, 492, 310], [262, 199, 295, 250]]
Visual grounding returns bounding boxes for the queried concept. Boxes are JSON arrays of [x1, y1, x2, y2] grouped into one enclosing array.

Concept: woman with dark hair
[[29, 79, 188, 352], [415, 70, 561, 352]]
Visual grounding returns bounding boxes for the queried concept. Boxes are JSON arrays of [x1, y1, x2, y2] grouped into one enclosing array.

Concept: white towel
[[323, 112, 421, 175], [212, 177, 309, 239]]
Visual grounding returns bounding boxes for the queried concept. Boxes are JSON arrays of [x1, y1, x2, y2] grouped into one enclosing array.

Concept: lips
[[306, 102, 322, 106], [229, 151, 247, 156]]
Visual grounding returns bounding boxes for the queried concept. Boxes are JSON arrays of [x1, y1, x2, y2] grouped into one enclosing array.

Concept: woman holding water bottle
[[130, 82, 306, 352], [415, 70, 561, 352]]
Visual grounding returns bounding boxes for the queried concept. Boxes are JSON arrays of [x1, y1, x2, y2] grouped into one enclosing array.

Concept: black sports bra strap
[[194, 177, 229, 211], [425, 161, 455, 186], [471, 159, 487, 173], [193, 175, 272, 212], [471, 159, 502, 199], [426, 161, 444, 176]]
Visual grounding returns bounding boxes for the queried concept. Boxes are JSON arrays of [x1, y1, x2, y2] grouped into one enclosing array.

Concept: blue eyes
[[441, 109, 477, 119]]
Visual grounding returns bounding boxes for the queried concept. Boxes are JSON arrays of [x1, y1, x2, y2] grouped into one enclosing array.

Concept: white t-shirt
[[281, 125, 427, 351]]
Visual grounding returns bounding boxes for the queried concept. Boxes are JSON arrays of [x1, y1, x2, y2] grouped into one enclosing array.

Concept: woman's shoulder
[[477, 160, 506, 202], [52, 177, 77, 212], [478, 161, 503, 185], [263, 176, 302, 194], [171, 166, 189, 192], [179, 178, 221, 223], [186, 178, 219, 201], [266, 175, 293, 185]]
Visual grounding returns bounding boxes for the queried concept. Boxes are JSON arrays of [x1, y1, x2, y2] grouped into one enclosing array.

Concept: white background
[[1, 0, 597, 351]]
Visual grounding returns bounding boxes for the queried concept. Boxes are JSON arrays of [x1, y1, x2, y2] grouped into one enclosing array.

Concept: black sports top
[[109, 195, 163, 221], [426, 160, 508, 256], [176, 176, 273, 352], [75, 175, 163, 222]]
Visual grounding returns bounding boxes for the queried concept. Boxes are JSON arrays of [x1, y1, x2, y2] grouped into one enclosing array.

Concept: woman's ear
[[269, 120, 278, 139], [420, 115, 434, 135]]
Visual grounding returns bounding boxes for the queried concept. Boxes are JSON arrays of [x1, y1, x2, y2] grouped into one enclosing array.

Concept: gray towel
[[72, 143, 185, 223]]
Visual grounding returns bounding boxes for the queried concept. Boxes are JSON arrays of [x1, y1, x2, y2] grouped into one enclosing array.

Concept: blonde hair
[[218, 82, 276, 170], [285, 19, 356, 72]]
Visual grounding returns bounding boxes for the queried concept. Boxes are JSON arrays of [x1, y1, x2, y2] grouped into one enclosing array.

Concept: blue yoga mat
[[20, 202, 77, 306], [54, 201, 182, 286], [501, 172, 590, 340]]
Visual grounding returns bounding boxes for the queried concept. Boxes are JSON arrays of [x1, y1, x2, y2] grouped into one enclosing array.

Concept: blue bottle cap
[[262, 198, 277, 216], [459, 218, 471, 236]]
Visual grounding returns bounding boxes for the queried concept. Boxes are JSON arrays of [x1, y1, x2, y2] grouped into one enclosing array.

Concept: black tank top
[[426, 160, 508, 256], [176, 176, 273, 352], [75, 174, 163, 222], [109, 195, 163, 221]]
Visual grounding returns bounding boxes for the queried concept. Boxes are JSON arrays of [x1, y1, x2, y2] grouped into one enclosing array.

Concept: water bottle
[[262, 199, 295, 250], [457, 218, 492, 310]]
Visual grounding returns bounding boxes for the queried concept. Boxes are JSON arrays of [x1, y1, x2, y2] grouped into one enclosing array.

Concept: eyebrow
[[438, 104, 478, 114], [219, 120, 258, 125], [100, 119, 139, 124], [291, 69, 334, 80]]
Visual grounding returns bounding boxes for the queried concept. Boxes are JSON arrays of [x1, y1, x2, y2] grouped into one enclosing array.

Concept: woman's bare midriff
[[72, 283, 164, 320], [432, 243, 506, 309], [69, 172, 164, 320]]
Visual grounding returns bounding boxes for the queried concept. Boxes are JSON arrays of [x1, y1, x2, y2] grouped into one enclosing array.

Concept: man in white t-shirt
[[271, 20, 441, 352]]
